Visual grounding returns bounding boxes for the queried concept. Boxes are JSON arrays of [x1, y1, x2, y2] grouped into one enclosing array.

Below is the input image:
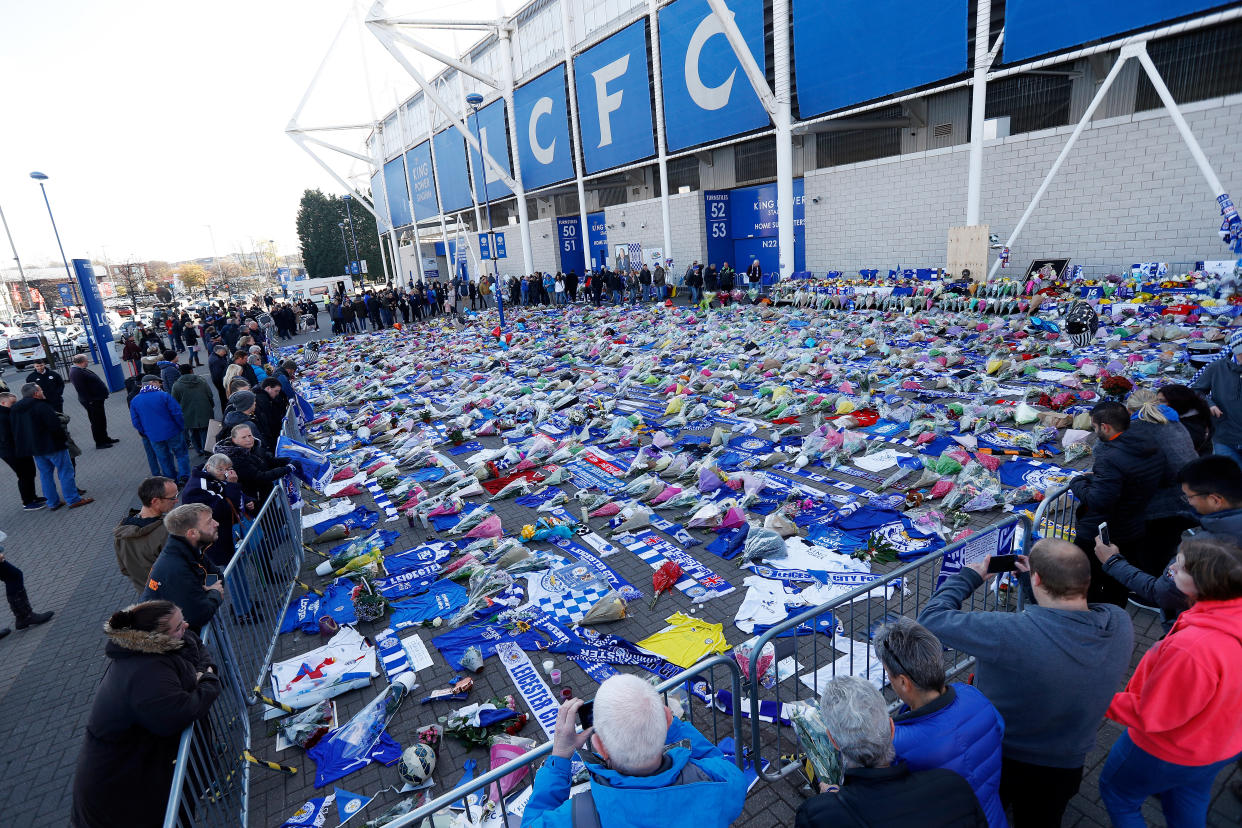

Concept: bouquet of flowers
[[789, 701, 844, 789]]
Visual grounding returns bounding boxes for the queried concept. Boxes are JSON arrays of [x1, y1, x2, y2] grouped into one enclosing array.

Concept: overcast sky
[[0, 0, 520, 269]]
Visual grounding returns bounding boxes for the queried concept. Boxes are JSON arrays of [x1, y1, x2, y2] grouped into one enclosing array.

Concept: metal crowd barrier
[[744, 514, 1033, 782], [162, 485, 306, 827], [384, 653, 747, 828], [1030, 479, 1080, 541]]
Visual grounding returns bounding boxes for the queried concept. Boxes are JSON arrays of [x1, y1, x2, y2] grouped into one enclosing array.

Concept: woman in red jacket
[[1098, 533, 1242, 827]]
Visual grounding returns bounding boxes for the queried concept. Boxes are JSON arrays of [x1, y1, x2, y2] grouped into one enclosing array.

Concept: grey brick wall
[[803, 94, 1242, 275]]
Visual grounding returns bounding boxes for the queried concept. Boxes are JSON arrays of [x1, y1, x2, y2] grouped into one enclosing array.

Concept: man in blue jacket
[[875, 617, 1006, 827], [523, 674, 747, 827], [130, 374, 190, 483]]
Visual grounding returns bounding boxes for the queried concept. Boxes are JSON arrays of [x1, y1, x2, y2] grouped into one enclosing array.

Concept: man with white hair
[[523, 673, 747, 827], [795, 675, 986, 828]]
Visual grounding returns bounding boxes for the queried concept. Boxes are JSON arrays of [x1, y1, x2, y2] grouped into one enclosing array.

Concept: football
[[398, 742, 436, 786]]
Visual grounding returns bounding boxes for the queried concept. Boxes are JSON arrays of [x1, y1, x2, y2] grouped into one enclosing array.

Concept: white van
[[7, 333, 52, 370]]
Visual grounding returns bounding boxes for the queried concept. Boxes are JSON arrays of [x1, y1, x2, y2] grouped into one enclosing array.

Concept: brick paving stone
[[2, 314, 1240, 827]]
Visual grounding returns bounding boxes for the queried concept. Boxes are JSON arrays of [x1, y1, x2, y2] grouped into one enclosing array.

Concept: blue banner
[[574, 20, 655, 173], [704, 189, 732, 271], [466, 99, 513, 200], [587, 210, 608, 269], [72, 259, 124, 392], [383, 156, 412, 229], [1006, 0, 1221, 63], [793, 0, 968, 118], [659, 0, 768, 152], [514, 65, 575, 190], [404, 141, 438, 220], [557, 216, 586, 275], [432, 128, 472, 213]]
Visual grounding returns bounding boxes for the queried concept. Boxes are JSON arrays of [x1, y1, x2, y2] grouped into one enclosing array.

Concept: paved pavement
[[1, 304, 1240, 827]]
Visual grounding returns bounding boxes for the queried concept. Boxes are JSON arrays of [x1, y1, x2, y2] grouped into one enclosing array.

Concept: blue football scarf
[[546, 537, 644, 602], [571, 628, 683, 680], [706, 524, 749, 560], [372, 563, 443, 600], [382, 541, 453, 575]]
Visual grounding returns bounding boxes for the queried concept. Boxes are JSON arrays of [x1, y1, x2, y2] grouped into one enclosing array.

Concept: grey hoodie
[[1192, 356, 1242, 446], [919, 569, 1134, 768]]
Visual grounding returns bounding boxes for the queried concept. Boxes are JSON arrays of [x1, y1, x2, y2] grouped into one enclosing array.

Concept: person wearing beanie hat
[[1191, 327, 1242, 463], [275, 360, 297, 401], [130, 373, 190, 483], [222, 389, 259, 436]]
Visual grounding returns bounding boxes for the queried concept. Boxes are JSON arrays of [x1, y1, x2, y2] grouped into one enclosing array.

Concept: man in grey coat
[[919, 538, 1134, 828], [171, 365, 215, 457]]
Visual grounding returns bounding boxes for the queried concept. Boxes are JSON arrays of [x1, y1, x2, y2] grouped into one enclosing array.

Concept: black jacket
[[141, 534, 223, 633], [220, 406, 260, 438], [70, 626, 220, 828], [213, 436, 290, 502], [180, 465, 246, 567], [794, 763, 986, 828], [69, 365, 110, 404], [1071, 426, 1167, 544], [252, 390, 286, 447], [27, 367, 65, 409], [9, 395, 68, 456], [0, 406, 15, 459], [208, 351, 229, 385]]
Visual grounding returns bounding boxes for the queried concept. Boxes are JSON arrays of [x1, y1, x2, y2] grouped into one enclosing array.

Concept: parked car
[[7, 333, 53, 370]]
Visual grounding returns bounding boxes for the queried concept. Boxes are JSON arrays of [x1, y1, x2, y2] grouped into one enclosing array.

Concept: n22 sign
[[659, 0, 768, 152], [574, 20, 655, 173]]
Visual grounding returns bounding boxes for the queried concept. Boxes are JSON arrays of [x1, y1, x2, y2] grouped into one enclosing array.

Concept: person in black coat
[[140, 504, 225, 632], [0, 392, 42, 509], [1070, 400, 1168, 605], [213, 422, 293, 503], [180, 456, 250, 569], [10, 383, 91, 509], [69, 354, 118, 449], [207, 345, 230, 415], [70, 600, 220, 828], [254, 378, 288, 447], [794, 676, 986, 828], [26, 359, 65, 413]]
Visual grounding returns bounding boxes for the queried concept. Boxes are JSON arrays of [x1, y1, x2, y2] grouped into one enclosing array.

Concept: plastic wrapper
[[624, 473, 657, 496], [333, 673, 418, 762], [941, 483, 976, 512], [964, 486, 1006, 512], [841, 431, 868, 456], [879, 464, 914, 491], [576, 590, 629, 626], [447, 567, 514, 628], [649, 561, 683, 609], [655, 490, 699, 511], [451, 506, 495, 535], [465, 514, 504, 539], [1004, 485, 1041, 506], [1013, 431, 1040, 453], [698, 465, 727, 493], [686, 501, 723, 529], [589, 501, 621, 518], [488, 477, 532, 502], [929, 479, 954, 499], [740, 526, 787, 566], [909, 468, 942, 490], [361, 796, 419, 828], [488, 735, 537, 803], [734, 639, 777, 690], [763, 512, 801, 538], [276, 699, 335, 750], [789, 702, 844, 788], [1063, 442, 1092, 463]]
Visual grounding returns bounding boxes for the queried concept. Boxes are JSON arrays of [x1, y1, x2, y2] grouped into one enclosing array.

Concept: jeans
[[188, 427, 208, 454], [33, 449, 81, 508], [1099, 729, 1237, 827], [611, 290, 623, 305], [151, 435, 190, 480], [1212, 441, 1242, 464]]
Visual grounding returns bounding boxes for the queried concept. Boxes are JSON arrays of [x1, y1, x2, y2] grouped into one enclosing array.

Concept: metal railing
[[383, 653, 747, 828], [162, 485, 306, 827], [744, 515, 1033, 782], [1031, 479, 1080, 541]]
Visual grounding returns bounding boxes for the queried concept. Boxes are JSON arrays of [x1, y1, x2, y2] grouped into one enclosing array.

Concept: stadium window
[[1136, 20, 1242, 111], [985, 73, 1073, 134]]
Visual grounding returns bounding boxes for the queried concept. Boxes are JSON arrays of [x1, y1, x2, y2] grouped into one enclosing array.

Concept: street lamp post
[[342, 194, 363, 283], [0, 198, 35, 323], [337, 222, 350, 285], [28, 172, 73, 377], [466, 92, 505, 331]]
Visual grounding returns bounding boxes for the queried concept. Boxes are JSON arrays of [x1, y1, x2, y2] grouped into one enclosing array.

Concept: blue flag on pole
[[334, 787, 374, 826], [277, 436, 332, 492]]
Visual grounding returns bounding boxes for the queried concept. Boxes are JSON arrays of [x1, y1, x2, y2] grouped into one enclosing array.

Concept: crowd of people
[[3, 282, 1240, 827]]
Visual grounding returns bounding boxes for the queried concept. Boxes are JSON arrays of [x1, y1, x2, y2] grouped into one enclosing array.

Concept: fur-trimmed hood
[[104, 620, 185, 655]]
